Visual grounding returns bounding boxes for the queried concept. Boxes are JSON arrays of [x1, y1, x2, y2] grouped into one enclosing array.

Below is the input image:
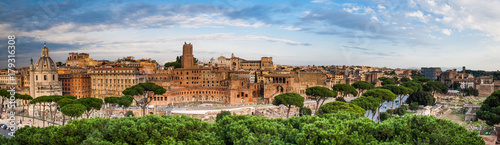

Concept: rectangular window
[[44, 75, 47, 80]]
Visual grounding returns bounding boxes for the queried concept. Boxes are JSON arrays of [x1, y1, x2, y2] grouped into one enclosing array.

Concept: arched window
[[44, 75, 47, 80]]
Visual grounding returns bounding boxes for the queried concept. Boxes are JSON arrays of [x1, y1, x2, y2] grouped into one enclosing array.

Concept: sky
[[1, 0, 500, 71]]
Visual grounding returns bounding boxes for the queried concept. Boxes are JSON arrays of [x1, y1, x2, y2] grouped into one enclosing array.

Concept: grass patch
[[470, 100, 482, 104]]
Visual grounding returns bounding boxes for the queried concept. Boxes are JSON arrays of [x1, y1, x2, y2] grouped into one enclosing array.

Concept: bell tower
[[181, 42, 194, 68]]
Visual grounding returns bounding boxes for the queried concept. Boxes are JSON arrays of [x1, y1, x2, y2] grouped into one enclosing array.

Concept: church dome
[[34, 44, 57, 71]]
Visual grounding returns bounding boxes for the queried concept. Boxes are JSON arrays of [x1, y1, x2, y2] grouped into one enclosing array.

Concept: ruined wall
[[478, 84, 494, 96]]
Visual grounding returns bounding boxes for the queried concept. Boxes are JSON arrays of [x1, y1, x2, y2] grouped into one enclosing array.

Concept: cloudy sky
[[1, 0, 500, 71]]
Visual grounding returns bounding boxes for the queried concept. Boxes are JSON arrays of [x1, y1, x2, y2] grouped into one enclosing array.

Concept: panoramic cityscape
[[1, 0, 500, 144]]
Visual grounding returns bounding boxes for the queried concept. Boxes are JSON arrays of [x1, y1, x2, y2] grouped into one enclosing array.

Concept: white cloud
[[342, 3, 375, 15], [427, 0, 436, 7], [311, 0, 333, 5], [377, 5, 386, 9], [405, 11, 431, 23], [441, 28, 452, 35], [236, 35, 310, 46], [283, 26, 302, 31], [413, 0, 500, 40]]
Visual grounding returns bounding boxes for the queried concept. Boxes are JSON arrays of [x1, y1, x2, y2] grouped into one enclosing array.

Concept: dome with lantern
[[34, 43, 57, 71]]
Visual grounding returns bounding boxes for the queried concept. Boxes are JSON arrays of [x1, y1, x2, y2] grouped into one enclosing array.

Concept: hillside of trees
[[0, 111, 484, 144]]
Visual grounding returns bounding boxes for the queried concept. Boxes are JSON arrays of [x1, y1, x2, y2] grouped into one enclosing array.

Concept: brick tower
[[181, 42, 194, 68]]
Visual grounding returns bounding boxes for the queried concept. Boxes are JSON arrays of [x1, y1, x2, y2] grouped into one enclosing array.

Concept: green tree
[[477, 90, 500, 125], [164, 62, 182, 68], [363, 88, 397, 120], [2, 112, 485, 144], [125, 111, 134, 117], [381, 79, 396, 86], [332, 84, 357, 97], [394, 105, 408, 116], [57, 98, 78, 125], [77, 97, 103, 118], [453, 81, 462, 90], [378, 85, 414, 109], [122, 82, 166, 116], [386, 109, 393, 115], [335, 97, 346, 102], [400, 77, 411, 83], [316, 101, 365, 117], [379, 112, 389, 121], [104, 96, 120, 118], [393, 76, 399, 82], [305, 86, 337, 113], [61, 104, 86, 121], [409, 102, 419, 111], [378, 77, 389, 82], [175, 56, 199, 64], [56, 61, 64, 66], [216, 110, 232, 122], [350, 96, 381, 112], [406, 91, 436, 106], [117, 95, 134, 115], [362, 88, 397, 102], [272, 93, 304, 118], [412, 75, 430, 83], [299, 107, 312, 116], [352, 81, 374, 96], [402, 81, 423, 92], [423, 81, 448, 96]]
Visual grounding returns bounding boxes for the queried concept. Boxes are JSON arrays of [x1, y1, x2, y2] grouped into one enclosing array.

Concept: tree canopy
[[272, 93, 304, 118], [1, 111, 484, 144], [352, 81, 374, 96], [378, 84, 414, 96], [400, 77, 411, 83], [117, 95, 134, 108], [381, 79, 396, 86], [57, 98, 78, 108], [402, 81, 423, 92], [350, 96, 381, 112], [406, 91, 436, 106], [316, 101, 365, 117], [477, 90, 500, 126], [104, 96, 120, 104], [423, 81, 448, 96], [332, 84, 358, 97], [61, 104, 87, 120], [409, 102, 419, 110], [305, 86, 337, 112], [164, 62, 182, 68], [362, 88, 397, 102], [77, 97, 103, 118], [123, 82, 166, 116]]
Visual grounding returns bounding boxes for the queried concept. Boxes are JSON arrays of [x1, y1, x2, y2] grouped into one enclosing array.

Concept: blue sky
[[1, 0, 500, 71]]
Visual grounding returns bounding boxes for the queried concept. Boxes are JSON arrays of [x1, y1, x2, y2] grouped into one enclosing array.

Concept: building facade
[[59, 73, 91, 98], [29, 44, 63, 98], [89, 67, 146, 99]]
